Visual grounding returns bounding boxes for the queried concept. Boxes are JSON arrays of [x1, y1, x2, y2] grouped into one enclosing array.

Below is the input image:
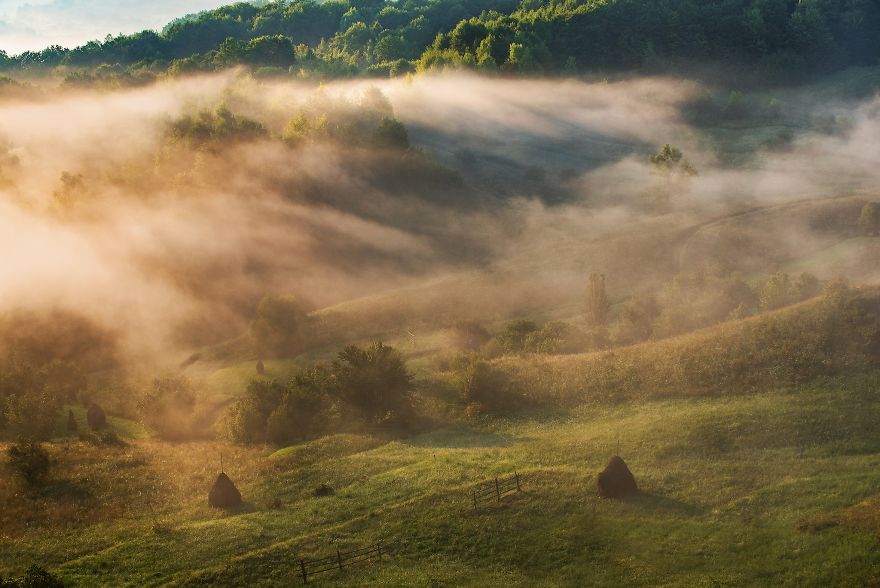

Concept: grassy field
[[3, 372, 880, 587]]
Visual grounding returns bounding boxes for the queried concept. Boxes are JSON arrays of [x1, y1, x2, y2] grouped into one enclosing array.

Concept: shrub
[[6, 439, 51, 486], [0, 565, 65, 588], [495, 320, 539, 354], [454, 354, 513, 414]]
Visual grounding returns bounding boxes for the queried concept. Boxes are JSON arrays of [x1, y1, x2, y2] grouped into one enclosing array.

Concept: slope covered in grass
[[3, 375, 880, 586], [500, 286, 880, 405]]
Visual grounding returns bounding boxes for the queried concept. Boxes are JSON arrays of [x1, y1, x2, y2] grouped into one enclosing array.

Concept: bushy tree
[[495, 320, 538, 354], [249, 295, 311, 359], [332, 342, 413, 424], [453, 354, 511, 414], [265, 366, 333, 444], [226, 366, 332, 444]]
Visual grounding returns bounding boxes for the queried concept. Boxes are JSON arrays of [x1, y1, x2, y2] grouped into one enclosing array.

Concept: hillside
[[499, 285, 880, 405], [1, 0, 878, 82], [4, 289, 880, 585]]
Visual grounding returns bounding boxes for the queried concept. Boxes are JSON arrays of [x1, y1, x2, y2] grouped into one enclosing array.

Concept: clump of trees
[[169, 106, 267, 149], [225, 342, 413, 445], [495, 319, 586, 355], [282, 87, 409, 150]]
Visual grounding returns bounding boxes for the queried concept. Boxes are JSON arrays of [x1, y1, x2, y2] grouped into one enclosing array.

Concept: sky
[[0, 0, 232, 55]]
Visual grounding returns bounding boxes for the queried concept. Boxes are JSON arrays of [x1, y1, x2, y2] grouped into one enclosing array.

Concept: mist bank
[[0, 71, 878, 370]]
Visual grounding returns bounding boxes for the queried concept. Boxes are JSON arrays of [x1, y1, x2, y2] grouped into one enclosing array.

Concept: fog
[[0, 71, 878, 368]]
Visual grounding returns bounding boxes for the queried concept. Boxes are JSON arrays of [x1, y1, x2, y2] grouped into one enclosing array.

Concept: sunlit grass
[[3, 374, 880, 586]]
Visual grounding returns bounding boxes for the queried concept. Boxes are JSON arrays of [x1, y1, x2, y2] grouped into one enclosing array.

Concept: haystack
[[67, 409, 78, 433], [209, 472, 242, 508], [256, 359, 265, 375], [597, 455, 638, 498], [87, 403, 106, 430]]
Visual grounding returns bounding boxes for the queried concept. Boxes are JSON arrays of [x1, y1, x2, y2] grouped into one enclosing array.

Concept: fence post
[[300, 560, 308, 584], [495, 477, 501, 502], [515, 470, 521, 492], [337, 546, 344, 570], [473, 489, 477, 510]]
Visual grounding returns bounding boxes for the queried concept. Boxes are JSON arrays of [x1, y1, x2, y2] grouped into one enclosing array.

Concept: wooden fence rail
[[471, 471, 522, 509], [299, 541, 389, 584]]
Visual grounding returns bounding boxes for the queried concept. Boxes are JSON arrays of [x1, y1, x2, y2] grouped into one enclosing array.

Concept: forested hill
[[1, 0, 878, 83]]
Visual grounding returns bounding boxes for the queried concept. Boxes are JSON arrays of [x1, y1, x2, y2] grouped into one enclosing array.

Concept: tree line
[[1, 0, 878, 83]]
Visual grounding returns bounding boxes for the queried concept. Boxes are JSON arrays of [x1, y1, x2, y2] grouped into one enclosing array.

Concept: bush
[[454, 354, 513, 414], [225, 367, 332, 444], [0, 565, 65, 588], [6, 439, 50, 486], [495, 320, 539, 354]]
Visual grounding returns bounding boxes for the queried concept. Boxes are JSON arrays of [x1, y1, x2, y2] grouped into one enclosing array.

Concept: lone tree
[[585, 273, 611, 327], [859, 201, 880, 236], [332, 342, 413, 424]]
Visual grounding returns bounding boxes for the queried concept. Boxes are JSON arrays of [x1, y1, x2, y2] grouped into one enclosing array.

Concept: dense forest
[[1, 0, 878, 83]]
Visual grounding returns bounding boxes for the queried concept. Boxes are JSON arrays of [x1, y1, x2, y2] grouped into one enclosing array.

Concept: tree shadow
[[620, 492, 705, 516], [405, 427, 524, 449], [40, 479, 94, 502]]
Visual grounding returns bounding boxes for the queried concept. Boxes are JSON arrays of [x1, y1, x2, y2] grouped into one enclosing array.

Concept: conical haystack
[[597, 455, 638, 498], [209, 472, 242, 508], [87, 403, 106, 430]]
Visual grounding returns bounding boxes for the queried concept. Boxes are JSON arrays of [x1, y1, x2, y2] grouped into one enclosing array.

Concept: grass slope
[[2, 375, 880, 586], [499, 286, 880, 405]]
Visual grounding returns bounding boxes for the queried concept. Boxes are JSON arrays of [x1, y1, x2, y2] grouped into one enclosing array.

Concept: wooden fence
[[299, 541, 388, 584], [471, 471, 522, 509]]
